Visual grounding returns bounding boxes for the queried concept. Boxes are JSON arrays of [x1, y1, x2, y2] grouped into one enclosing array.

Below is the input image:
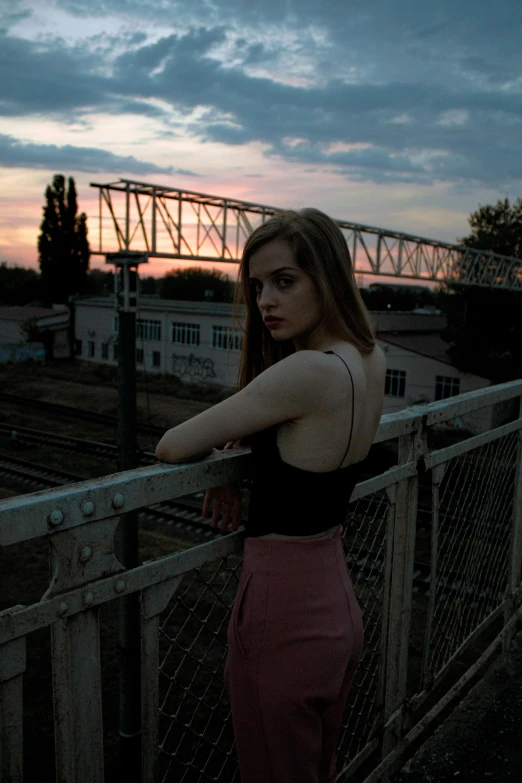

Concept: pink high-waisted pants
[[223, 525, 364, 783]]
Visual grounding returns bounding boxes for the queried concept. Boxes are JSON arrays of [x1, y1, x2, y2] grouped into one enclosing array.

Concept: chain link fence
[[1, 380, 521, 783]]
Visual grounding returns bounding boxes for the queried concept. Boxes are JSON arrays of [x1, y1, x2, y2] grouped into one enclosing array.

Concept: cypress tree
[[37, 174, 90, 306]]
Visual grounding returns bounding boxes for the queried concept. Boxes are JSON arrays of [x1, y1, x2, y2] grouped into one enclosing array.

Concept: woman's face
[[248, 237, 334, 352]]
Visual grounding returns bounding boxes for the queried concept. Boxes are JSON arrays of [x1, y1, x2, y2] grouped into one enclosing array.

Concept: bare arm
[[155, 352, 318, 464]]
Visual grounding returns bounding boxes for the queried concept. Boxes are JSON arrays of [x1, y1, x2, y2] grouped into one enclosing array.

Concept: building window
[[88, 341, 95, 358], [385, 369, 406, 397], [113, 315, 119, 333], [136, 348, 144, 364], [171, 321, 200, 346], [212, 325, 243, 352], [435, 375, 460, 400], [75, 339, 82, 356], [136, 319, 161, 341], [101, 342, 109, 360], [113, 343, 119, 361], [152, 351, 161, 368]]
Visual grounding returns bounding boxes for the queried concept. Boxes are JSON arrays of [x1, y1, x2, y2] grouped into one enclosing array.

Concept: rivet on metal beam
[[79, 546, 93, 563], [49, 510, 64, 526], [115, 579, 126, 593], [112, 493, 125, 509], [59, 602, 68, 615], [84, 592, 94, 606], [82, 500, 95, 516]]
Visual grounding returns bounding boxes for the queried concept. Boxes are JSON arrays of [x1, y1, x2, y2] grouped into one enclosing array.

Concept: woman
[[156, 208, 386, 782]]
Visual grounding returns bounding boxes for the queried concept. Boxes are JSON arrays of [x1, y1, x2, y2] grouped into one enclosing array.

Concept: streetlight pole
[[107, 251, 148, 780]]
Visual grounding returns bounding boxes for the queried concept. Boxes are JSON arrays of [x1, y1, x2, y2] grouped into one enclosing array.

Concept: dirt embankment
[[0, 359, 232, 430]]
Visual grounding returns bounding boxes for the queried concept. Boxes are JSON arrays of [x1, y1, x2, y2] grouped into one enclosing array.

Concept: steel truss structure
[[90, 178, 522, 291]]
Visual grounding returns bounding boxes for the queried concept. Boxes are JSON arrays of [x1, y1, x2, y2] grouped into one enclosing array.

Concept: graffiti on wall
[[172, 352, 218, 381]]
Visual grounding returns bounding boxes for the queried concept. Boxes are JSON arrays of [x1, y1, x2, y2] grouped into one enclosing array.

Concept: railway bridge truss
[[90, 178, 522, 291]]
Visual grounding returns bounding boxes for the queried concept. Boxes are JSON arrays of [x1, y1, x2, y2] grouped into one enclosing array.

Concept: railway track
[[0, 391, 164, 436], [0, 423, 157, 464], [0, 454, 505, 610]]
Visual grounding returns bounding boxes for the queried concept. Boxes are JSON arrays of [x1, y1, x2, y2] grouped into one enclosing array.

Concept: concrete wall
[[0, 342, 46, 364], [378, 340, 492, 433], [0, 311, 70, 359], [0, 320, 23, 343], [52, 328, 71, 359], [75, 298, 243, 387], [372, 311, 447, 332], [74, 297, 494, 432]]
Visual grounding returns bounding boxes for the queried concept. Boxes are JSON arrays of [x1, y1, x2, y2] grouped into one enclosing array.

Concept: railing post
[[381, 414, 424, 758], [52, 610, 105, 783], [45, 518, 123, 783], [141, 577, 184, 783], [0, 633, 26, 783], [421, 461, 447, 690], [503, 393, 522, 652]]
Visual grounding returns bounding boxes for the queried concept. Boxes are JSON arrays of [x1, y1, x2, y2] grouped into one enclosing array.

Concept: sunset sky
[[1, 0, 521, 281]]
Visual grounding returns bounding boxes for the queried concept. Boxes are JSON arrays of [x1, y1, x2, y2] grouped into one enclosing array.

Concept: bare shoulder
[[367, 343, 387, 374], [267, 350, 325, 390], [280, 350, 337, 386], [246, 350, 323, 397], [372, 343, 387, 366], [262, 345, 385, 393]]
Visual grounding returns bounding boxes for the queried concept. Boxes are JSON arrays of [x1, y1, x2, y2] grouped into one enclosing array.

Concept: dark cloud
[[111, 31, 521, 186], [0, 133, 199, 175], [0, 4, 32, 34], [0, 32, 169, 118], [2, 1, 522, 187]]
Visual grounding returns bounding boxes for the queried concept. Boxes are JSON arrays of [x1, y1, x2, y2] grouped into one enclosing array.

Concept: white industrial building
[[74, 296, 495, 432]]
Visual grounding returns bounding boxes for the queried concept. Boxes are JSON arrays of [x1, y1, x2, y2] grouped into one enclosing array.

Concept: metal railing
[[1, 381, 522, 782]]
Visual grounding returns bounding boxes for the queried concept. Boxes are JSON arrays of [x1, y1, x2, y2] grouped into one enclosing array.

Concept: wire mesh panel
[[157, 551, 243, 783], [336, 489, 390, 770], [423, 430, 519, 685], [2, 383, 522, 783], [154, 490, 390, 782]]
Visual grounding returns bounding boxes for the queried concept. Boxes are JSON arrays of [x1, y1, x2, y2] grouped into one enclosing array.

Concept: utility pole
[[108, 251, 148, 780]]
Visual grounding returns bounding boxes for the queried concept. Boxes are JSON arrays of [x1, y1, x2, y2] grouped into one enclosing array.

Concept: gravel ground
[[390, 629, 522, 782]]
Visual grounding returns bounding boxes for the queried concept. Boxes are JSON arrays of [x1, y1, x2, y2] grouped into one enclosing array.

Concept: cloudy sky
[[1, 0, 521, 279]]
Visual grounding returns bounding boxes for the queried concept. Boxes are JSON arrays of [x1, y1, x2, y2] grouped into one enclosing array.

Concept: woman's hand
[[202, 440, 243, 533]]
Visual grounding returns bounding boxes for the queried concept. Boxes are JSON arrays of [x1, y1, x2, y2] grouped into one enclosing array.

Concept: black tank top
[[244, 351, 362, 537]]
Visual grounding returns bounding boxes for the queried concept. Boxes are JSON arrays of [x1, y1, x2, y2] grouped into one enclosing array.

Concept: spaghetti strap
[[324, 351, 355, 470]]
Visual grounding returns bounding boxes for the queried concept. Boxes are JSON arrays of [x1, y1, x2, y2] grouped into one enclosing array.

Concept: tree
[[436, 197, 522, 383], [140, 276, 158, 295], [158, 267, 235, 302], [83, 269, 115, 296], [360, 283, 436, 311], [458, 197, 522, 259], [0, 263, 43, 305], [437, 285, 522, 383], [37, 174, 90, 305]]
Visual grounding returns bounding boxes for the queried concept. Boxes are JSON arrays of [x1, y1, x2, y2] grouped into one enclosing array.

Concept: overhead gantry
[[90, 178, 522, 291]]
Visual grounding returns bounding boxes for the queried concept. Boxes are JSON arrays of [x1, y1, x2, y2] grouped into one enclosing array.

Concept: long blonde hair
[[231, 207, 375, 391]]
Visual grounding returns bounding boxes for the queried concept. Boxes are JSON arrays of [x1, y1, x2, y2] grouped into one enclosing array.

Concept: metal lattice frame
[[154, 489, 392, 783], [89, 178, 522, 291], [1, 381, 522, 783], [424, 431, 519, 685]]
